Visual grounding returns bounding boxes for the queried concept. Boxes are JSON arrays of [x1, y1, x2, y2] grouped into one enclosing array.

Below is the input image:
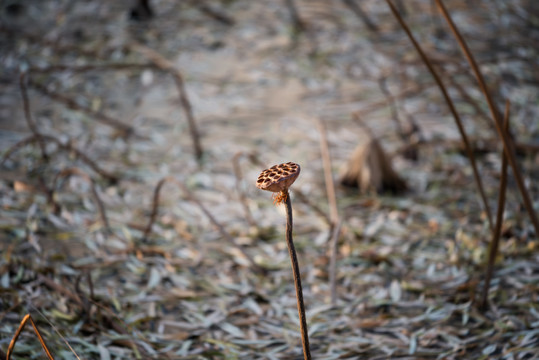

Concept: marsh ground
[[1, 1, 538, 359]]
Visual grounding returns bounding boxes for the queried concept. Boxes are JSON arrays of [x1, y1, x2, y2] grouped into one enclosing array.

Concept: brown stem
[[386, 0, 494, 232], [6, 314, 55, 360], [438, 66, 495, 133], [129, 43, 203, 162], [19, 73, 47, 160], [172, 74, 203, 162], [434, 0, 539, 238], [284, 193, 311, 360], [480, 101, 510, 311], [329, 220, 343, 306]]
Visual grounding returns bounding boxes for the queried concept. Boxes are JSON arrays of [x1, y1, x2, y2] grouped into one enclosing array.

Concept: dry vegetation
[[0, 0, 538, 359]]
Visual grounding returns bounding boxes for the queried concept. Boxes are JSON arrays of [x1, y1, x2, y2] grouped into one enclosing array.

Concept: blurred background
[[0, 1, 538, 359]]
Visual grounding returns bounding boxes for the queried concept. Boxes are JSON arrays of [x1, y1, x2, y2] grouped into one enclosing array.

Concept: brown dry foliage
[[339, 138, 407, 194]]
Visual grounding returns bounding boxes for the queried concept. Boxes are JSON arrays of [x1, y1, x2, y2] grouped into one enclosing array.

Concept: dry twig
[[1, 134, 118, 183], [6, 314, 55, 360], [129, 43, 203, 161], [27, 78, 133, 137]]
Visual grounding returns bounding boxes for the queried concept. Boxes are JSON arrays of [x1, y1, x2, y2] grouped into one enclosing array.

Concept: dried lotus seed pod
[[256, 162, 300, 193]]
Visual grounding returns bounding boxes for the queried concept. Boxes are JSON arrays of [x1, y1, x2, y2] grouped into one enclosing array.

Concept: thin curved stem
[[480, 101, 510, 310], [7, 314, 55, 360], [284, 192, 311, 360], [434, 0, 539, 238], [385, 0, 494, 232]]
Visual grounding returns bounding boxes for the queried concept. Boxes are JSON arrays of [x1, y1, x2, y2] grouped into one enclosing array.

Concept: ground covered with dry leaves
[[1, 1, 538, 359]]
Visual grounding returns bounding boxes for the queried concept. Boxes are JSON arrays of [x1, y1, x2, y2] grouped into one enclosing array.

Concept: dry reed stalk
[[434, 0, 539, 238], [284, 193, 312, 360], [385, 0, 494, 231], [438, 66, 495, 133], [480, 100, 510, 310], [6, 314, 55, 360]]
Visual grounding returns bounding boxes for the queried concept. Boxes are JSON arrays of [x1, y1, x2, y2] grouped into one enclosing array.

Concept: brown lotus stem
[[284, 192, 311, 360], [256, 162, 311, 359]]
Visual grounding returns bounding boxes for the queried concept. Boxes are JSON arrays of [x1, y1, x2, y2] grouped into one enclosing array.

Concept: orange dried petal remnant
[[256, 162, 300, 193]]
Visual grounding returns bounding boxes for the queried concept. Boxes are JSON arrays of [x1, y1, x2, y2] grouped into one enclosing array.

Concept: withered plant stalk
[[480, 101, 510, 310], [385, 0, 494, 232], [256, 163, 310, 358], [6, 314, 55, 360], [284, 192, 312, 360], [434, 0, 539, 238]]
